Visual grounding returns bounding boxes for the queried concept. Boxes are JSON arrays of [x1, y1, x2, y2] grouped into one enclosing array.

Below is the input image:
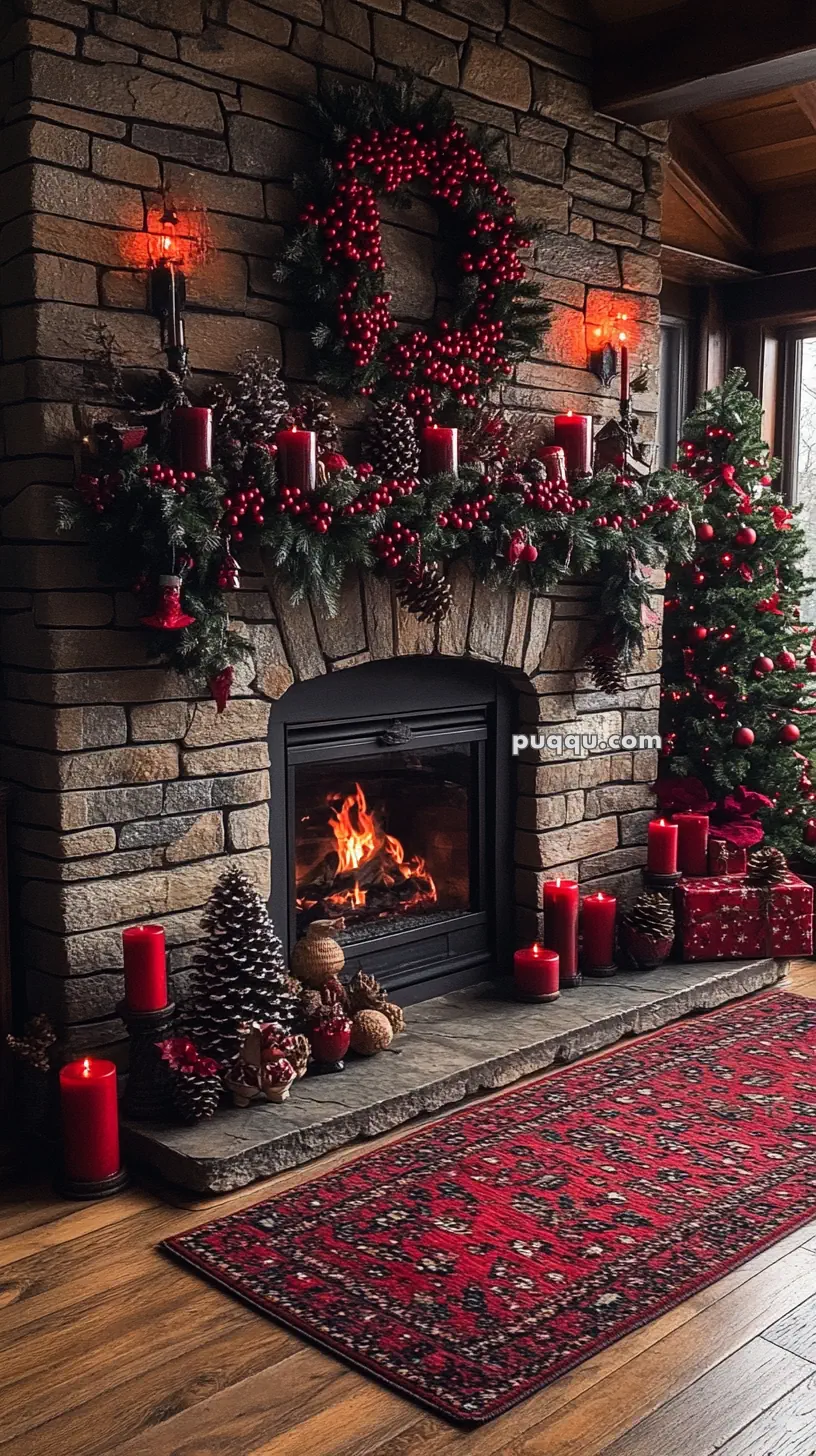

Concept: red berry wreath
[[279, 76, 549, 421]]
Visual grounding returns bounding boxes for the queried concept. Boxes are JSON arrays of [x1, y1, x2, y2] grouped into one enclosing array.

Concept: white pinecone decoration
[[171, 1069, 222, 1124], [286, 387, 341, 454], [396, 562, 453, 623], [362, 401, 420, 480], [210, 352, 289, 449]]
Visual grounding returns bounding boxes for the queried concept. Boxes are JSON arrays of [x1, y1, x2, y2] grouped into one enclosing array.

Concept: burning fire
[[306, 781, 437, 917]]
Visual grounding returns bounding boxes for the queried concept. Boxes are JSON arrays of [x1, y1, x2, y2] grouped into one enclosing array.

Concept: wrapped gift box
[[677, 873, 813, 961], [707, 840, 748, 877]]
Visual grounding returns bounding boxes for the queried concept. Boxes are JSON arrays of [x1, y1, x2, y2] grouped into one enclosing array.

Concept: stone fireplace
[[0, 0, 668, 1062]]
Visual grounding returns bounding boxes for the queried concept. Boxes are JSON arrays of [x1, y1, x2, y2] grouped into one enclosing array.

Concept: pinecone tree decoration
[[621, 891, 675, 971], [362, 401, 420, 480], [585, 640, 626, 695], [396, 562, 453, 623], [286, 387, 341, 455], [156, 1038, 223, 1124], [747, 845, 787, 886], [182, 870, 299, 1069], [210, 352, 289, 452]]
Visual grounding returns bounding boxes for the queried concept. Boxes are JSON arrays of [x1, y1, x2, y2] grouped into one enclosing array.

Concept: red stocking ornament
[[208, 664, 234, 713], [140, 575, 195, 630]]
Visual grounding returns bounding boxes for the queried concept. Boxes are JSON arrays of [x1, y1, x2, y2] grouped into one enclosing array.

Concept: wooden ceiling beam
[[668, 117, 756, 255], [595, 0, 816, 121]]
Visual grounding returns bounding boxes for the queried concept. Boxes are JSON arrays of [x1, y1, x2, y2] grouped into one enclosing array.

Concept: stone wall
[[0, 0, 667, 1053]]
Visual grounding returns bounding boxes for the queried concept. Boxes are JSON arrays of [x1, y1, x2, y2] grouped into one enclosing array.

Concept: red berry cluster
[[389, 318, 510, 416], [276, 486, 334, 533], [371, 519, 419, 568], [590, 498, 679, 530], [337, 284, 397, 369], [301, 180, 384, 271], [342, 477, 417, 518], [222, 479, 265, 542], [520, 476, 578, 514], [77, 471, 118, 513], [459, 210, 528, 289], [139, 462, 194, 495], [437, 490, 494, 531]]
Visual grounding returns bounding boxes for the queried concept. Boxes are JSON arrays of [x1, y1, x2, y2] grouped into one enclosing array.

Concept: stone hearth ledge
[[123, 958, 785, 1193]]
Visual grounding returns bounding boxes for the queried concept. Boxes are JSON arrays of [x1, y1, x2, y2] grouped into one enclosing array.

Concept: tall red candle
[[674, 812, 709, 877], [619, 340, 630, 403], [542, 877, 580, 987], [60, 1058, 120, 1182], [172, 406, 212, 473], [581, 891, 617, 972], [513, 943, 560, 1001], [647, 819, 678, 875], [276, 427, 317, 492], [553, 412, 593, 476], [122, 925, 168, 1012], [420, 424, 458, 477]]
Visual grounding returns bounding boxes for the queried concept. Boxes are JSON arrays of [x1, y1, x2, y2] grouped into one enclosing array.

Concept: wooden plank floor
[[3, 962, 816, 1456]]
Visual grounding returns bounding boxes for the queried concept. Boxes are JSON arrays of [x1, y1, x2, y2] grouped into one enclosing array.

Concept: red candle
[[542, 877, 580, 988], [60, 1058, 121, 1182], [581, 891, 617, 972], [513, 943, 560, 1001], [420, 424, 458, 477], [536, 444, 568, 485], [553, 412, 593, 476], [276, 427, 317, 492], [674, 812, 709, 877], [619, 339, 630, 403], [172, 406, 212, 473], [647, 818, 678, 875], [122, 925, 168, 1012]]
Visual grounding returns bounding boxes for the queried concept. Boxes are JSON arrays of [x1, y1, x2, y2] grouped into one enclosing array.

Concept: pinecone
[[396, 562, 453, 623], [747, 845, 787, 886], [585, 641, 626, 695], [171, 1069, 222, 1124], [348, 970, 389, 1014], [181, 869, 299, 1069], [286, 387, 341, 454], [382, 1002, 405, 1035], [210, 352, 289, 451], [623, 892, 675, 939], [6, 1013, 57, 1073], [362, 401, 419, 480]]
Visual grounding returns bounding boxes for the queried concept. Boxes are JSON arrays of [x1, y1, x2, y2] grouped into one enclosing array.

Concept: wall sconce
[[588, 313, 629, 395], [149, 201, 189, 379]]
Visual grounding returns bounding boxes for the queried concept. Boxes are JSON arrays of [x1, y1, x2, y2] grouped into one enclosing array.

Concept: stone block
[[312, 576, 366, 661], [523, 596, 553, 676], [129, 701, 189, 742], [534, 231, 620, 287], [165, 809, 225, 863], [395, 600, 435, 657], [566, 167, 631, 210], [570, 134, 644, 192], [632, 748, 658, 782], [538, 302, 589, 368], [509, 135, 565, 185], [57, 743, 179, 791], [518, 114, 569, 149], [213, 0, 291, 45], [130, 123, 229, 171], [163, 163, 265, 219], [584, 782, 654, 819], [27, 163, 144, 229], [511, 179, 569, 232], [468, 579, 510, 663], [183, 698, 269, 748], [462, 38, 530, 109], [180, 29, 315, 92], [32, 592, 112, 626], [26, 51, 224, 130], [515, 815, 618, 871], [182, 742, 270, 777], [83, 35, 138, 63], [94, 10, 177, 55], [533, 71, 611, 136], [504, 588, 531, 670], [325, 0, 371, 47], [539, 616, 594, 671], [621, 249, 661, 296], [441, 0, 504, 27], [363, 573, 395, 660], [118, 0, 205, 31], [241, 622, 295, 701], [227, 803, 269, 851], [263, 572, 323, 681], [228, 115, 304, 180], [293, 23, 374, 77], [183, 313, 281, 373], [619, 808, 654, 846], [579, 845, 646, 881], [120, 812, 207, 850], [516, 794, 567, 832], [91, 137, 162, 188], [2, 702, 127, 751], [509, 0, 591, 55], [380, 223, 436, 319], [373, 15, 458, 86], [16, 825, 117, 859], [62, 783, 165, 830], [7, 117, 89, 169], [404, 1, 466, 40]]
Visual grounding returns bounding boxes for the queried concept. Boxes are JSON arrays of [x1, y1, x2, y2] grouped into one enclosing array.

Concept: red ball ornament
[[521, 542, 538, 563], [776, 649, 797, 670], [779, 723, 801, 745], [753, 655, 774, 675], [735, 526, 757, 546], [732, 725, 755, 748], [806, 653, 816, 673], [689, 625, 708, 641], [695, 522, 715, 541], [804, 819, 816, 847]]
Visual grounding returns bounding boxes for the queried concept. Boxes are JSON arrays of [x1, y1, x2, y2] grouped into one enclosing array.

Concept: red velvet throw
[[164, 993, 816, 1423]]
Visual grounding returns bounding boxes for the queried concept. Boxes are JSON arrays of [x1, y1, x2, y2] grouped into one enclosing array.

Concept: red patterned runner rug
[[164, 992, 816, 1424]]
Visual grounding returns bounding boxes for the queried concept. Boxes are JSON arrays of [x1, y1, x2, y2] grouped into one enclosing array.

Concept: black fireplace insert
[[268, 657, 514, 1003]]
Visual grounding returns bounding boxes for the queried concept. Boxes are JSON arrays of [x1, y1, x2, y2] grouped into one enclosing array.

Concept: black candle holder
[[514, 987, 560, 1003], [57, 1166, 130, 1201], [118, 1000, 176, 1121], [582, 962, 618, 979], [642, 869, 682, 893]]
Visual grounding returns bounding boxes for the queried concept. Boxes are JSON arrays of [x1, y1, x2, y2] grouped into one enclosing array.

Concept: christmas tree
[[660, 368, 816, 863], [182, 869, 299, 1069]]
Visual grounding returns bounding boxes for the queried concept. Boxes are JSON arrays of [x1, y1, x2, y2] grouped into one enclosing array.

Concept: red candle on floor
[[513, 943, 560, 1001], [60, 1058, 120, 1182], [542, 878, 580, 987], [674, 812, 709, 877], [122, 925, 168, 1012], [647, 818, 678, 875], [420, 424, 458, 477], [581, 891, 617, 972], [172, 406, 212, 473], [553, 412, 593, 476], [276, 427, 317, 492]]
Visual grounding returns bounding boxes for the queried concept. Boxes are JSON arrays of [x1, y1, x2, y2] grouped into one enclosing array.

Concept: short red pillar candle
[[276, 427, 317, 492], [647, 818, 678, 875], [542, 877, 580, 988], [536, 444, 568, 485], [581, 891, 617, 972], [60, 1058, 120, 1182], [122, 925, 168, 1012], [513, 943, 560, 1001], [172, 406, 212, 473], [420, 424, 458, 477], [674, 812, 709, 877], [553, 412, 593, 476]]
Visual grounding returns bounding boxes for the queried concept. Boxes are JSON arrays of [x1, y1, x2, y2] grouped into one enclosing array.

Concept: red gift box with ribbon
[[677, 873, 813, 961]]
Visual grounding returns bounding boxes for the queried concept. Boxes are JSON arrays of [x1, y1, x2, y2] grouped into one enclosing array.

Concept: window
[[783, 330, 816, 622], [657, 317, 689, 467]]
